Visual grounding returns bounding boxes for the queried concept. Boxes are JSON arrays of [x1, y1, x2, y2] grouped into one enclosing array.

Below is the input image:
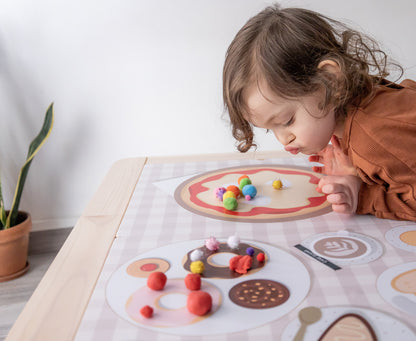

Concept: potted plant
[[0, 103, 54, 281]]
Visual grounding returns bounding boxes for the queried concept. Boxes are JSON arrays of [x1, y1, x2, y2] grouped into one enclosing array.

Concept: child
[[222, 4, 416, 221]]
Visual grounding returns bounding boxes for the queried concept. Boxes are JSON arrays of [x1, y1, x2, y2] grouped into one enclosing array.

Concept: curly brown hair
[[223, 4, 402, 152]]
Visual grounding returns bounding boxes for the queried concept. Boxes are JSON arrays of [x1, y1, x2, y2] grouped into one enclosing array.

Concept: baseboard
[[31, 217, 78, 232], [29, 227, 73, 255]]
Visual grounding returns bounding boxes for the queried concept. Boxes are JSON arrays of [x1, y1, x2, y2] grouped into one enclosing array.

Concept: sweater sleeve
[[357, 179, 416, 221], [342, 79, 416, 221], [348, 113, 416, 221]]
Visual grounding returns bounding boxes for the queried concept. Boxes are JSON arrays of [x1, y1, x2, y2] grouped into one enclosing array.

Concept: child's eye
[[284, 116, 294, 126]]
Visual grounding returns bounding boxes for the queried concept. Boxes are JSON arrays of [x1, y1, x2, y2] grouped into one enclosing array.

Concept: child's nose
[[273, 130, 295, 146]]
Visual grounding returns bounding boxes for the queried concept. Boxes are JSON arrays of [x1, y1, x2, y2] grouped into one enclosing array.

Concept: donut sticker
[[385, 225, 416, 253], [301, 231, 383, 266], [126, 258, 170, 278], [125, 278, 222, 327], [229, 279, 290, 309], [174, 165, 331, 222], [183, 242, 266, 279]]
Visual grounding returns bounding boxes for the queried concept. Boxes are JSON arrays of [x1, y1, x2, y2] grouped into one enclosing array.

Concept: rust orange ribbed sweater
[[341, 79, 416, 221]]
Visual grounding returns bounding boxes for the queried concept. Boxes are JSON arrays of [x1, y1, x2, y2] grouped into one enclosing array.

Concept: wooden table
[[6, 152, 416, 340], [6, 152, 279, 340]]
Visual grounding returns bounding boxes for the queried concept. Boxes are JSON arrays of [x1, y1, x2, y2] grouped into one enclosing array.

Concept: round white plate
[[106, 239, 310, 335]]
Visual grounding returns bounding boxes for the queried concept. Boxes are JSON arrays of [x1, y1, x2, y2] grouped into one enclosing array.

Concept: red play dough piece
[[140, 305, 153, 318], [185, 273, 201, 290], [257, 252, 265, 262], [229, 255, 252, 274], [147, 271, 167, 290], [187, 291, 212, 316]]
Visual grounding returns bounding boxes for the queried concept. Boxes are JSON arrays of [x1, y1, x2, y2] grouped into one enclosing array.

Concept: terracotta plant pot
[[0, 211, 31, 282]]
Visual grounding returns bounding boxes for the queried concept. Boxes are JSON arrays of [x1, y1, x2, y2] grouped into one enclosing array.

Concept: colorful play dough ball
[[238, 175, 249, 184], [257, 252, 266, 262], [223, 197, 238, 211], [187, 291, 212, 316], [239, 177, 252, 190], [226, 185, 241, 198], [190, 249, 204, 261], [245, 194, 252, 201], [190, 260, 205, 274], [242, 184, 257, 199], [246, 247, 255, 256], [185, 273, 201, 291], [205, 236, 220, 251], [227, 235, 240, 249], [273, 179, 283, 189], [147, 271, 167, 290], [140, 305, 154, 318], [214, 187, 227, 201], [223, 190, 236, 200]]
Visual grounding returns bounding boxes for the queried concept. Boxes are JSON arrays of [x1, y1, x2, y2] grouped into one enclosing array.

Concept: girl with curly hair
[[223, 4, 416, 221]]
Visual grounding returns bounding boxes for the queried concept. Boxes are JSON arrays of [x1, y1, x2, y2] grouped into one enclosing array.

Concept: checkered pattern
[[75, 157, 415, 340]]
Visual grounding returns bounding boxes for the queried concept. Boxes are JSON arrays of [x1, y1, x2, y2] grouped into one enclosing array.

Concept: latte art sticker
[[301, 231, 383, 266], [313, 237, 369, 259]]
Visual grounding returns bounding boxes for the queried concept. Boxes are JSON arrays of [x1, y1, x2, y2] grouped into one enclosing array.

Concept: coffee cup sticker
[[312, 237, 368, 259], [391, 269, 416, 295]]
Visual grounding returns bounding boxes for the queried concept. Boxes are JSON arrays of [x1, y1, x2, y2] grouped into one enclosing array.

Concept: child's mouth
[[284, 146, 300, 155]]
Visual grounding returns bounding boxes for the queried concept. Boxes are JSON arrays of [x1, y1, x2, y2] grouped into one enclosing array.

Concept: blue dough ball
[[242, 184, 257, 199]]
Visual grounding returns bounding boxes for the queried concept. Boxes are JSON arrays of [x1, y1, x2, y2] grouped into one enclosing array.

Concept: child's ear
[[317, 59, 342, 78]]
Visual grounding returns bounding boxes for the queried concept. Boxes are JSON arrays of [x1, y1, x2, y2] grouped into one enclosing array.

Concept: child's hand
[[309, 135, 357, 176], [317, 175, 362, 214]]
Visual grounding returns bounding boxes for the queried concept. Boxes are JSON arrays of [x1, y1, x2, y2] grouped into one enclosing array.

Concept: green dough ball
[[223, 197, 238, 211], [239, 178, 252, 190]]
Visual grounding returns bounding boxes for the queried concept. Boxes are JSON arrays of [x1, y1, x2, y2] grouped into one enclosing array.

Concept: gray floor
[[0, 228, 72, 340]]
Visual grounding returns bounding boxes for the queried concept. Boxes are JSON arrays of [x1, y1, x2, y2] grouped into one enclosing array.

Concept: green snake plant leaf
[[5, 103, 54, 229], [0, 173, 5, 228]]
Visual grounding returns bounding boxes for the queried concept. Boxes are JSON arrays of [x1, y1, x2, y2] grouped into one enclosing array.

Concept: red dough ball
[[147, 271, 167, 290], [187, 291, 212, 316], [140, 305, 153, 318], [257, 252, 265, 262], [229, 255, 252, 274], [226, 185, 241, 198], [185, 273, 201, 291]]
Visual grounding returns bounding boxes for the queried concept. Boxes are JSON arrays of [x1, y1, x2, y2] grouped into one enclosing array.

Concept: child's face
[[245, 79, 341, 155]]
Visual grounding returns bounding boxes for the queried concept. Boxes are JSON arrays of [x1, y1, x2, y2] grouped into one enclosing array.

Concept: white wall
[[0, 0, 415, 231]]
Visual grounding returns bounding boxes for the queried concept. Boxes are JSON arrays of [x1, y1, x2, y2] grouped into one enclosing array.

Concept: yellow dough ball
[[273, 179, 283, 190], [190, 261, 205, 274], [222, 190, 236, 200]]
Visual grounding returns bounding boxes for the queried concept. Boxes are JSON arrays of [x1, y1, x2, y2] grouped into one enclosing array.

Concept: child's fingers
[[321, 183, 335, 194], [308, 155, 321, 163], [322, 182, 355, 214], [312, 166, 324, 173], [326, 192, 349, 205], [331, 135, 342, 150], [331, 203, 354, 214]]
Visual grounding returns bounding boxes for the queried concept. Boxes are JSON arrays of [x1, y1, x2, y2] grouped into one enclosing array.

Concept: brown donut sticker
[[229, 279, 290, 309], [183, 242, 266, 279]]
